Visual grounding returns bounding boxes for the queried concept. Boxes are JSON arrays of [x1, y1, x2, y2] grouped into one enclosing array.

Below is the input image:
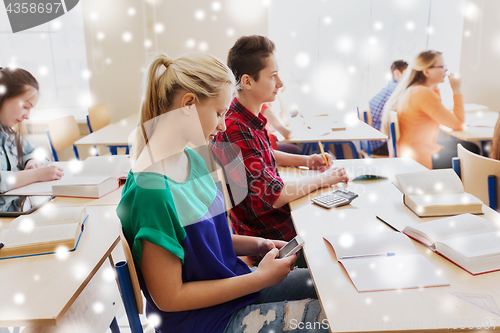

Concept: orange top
[[396, 85, 464, 169]]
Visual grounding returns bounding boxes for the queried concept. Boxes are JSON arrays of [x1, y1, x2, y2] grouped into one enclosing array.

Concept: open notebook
[[324, 232, 449, 292]]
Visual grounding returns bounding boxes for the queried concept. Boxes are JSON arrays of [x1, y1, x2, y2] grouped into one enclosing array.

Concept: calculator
[[311, 189, 358, 209]]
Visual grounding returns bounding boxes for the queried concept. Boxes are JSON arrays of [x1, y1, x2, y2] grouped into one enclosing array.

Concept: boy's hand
[[319, 166, 349, 187], [254, 248, 297, 288], [306, 153, 334, 171]]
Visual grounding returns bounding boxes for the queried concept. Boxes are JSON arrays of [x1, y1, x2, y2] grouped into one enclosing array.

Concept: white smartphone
[[278, 235, 304, 259]]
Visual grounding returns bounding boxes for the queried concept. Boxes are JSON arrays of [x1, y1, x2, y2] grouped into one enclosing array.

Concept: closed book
[[6, 155, 130, 196], [395, 169, 483, 217], [52, 176, 119, 198]]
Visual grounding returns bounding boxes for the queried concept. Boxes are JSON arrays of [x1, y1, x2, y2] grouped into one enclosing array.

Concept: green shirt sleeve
[[117, 172, 187, 269]]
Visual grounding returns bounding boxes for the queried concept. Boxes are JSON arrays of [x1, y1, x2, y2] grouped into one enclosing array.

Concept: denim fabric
[[223, 269, 329, 333], [0, 126, 37, 192]]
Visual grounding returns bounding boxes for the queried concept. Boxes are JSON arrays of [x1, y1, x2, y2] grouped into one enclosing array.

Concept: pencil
[[318, 141, 329, 167], [339, 252, 395, 260]]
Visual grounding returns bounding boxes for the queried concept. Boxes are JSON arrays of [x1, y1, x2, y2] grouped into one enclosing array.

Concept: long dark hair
[[0, 67, 39, 169]]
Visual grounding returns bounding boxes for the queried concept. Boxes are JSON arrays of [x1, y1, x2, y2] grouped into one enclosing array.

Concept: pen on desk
[[317, 141, 329, 167], [339, 252, 395, 260]]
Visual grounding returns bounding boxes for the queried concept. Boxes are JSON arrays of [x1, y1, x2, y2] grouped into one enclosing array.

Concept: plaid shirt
[[368, 79, 398, 151], [212, 98, 295, 242]]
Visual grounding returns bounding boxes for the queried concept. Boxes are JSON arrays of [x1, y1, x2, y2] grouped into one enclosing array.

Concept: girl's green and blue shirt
[[117, 147, 258, 333]]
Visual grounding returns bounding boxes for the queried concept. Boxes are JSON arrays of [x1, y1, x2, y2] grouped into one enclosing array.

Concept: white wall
[[269, 0, 465, 116], [0, 2, 91, 109], [460, 0, 500, 112], [81, 0, 268, 123], [1, 0, 268, 123]]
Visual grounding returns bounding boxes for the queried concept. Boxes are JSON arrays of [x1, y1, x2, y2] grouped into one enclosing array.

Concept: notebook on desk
[[324, 232, 450, 292]]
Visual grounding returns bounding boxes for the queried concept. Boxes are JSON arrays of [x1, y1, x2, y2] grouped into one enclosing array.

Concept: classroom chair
[[387, 111, 399, 158], [356, 107, 388, 159], [452, 144, 500, 211], [115, 233, 154, 333], [87, 103, 130, 155], [46, 115, 80, 161], [357, 107, 372, 157]]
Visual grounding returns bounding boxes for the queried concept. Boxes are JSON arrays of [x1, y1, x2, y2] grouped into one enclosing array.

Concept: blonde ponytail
[[380, 50, 442, 135], [132, 52, 235, 160]]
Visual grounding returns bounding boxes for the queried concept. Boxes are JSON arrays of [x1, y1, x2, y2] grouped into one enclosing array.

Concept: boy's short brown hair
[[227, 35, 275, 87], [390, 60, 408, 73]]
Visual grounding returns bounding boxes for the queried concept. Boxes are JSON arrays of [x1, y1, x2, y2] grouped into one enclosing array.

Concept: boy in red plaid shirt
[[213, 35, 349, 259]]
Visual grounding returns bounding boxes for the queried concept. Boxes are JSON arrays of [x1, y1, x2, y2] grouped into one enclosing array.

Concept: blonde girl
[[381, 50, 478, 169], [117, 52, 327, 333]]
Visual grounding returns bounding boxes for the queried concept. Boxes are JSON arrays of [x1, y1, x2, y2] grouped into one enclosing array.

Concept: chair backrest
[[357, 107, 372, 126], [119, 233, 144, 313], [87, 103, 112, 133], [387, 111, 399, 158], [46, 115, 81, 161], [115, 233, 145, 333], [457, 144, 500, 209], [47, 115, 80, 151]]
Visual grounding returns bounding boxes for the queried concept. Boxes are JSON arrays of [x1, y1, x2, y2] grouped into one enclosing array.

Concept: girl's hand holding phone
[[256, 238, 287, 257], [254, 248, 297, 288]]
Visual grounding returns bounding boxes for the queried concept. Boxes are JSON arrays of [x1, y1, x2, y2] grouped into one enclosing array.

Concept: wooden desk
[[0, 205, 122, 328], [279, 117, 386, 158], [288, 158, 500, 332], [280, 117, 387, 144], [75, 113, 138, 150], [441, 111, 498, 155]]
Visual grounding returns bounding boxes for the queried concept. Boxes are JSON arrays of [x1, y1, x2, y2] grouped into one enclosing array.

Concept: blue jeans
[[223, 268, 329, 333]]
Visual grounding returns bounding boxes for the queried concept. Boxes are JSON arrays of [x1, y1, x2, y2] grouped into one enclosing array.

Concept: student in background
[[262, 87, 301, 154], [0, 67, 63, 192], [367, 60, 408, 156], [491, 117, 500, 160], [213, 35, 349, 263], [117, 52, 328, 333], [381, 50, 479, 169]]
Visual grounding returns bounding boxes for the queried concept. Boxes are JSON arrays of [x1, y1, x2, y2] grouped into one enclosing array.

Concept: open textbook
[[6, 155, 131, 198], [402, 214, 500, 275], [324, 232, 449, 292], [0, 206, 88, 259], [395, 169, 482, 217]]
